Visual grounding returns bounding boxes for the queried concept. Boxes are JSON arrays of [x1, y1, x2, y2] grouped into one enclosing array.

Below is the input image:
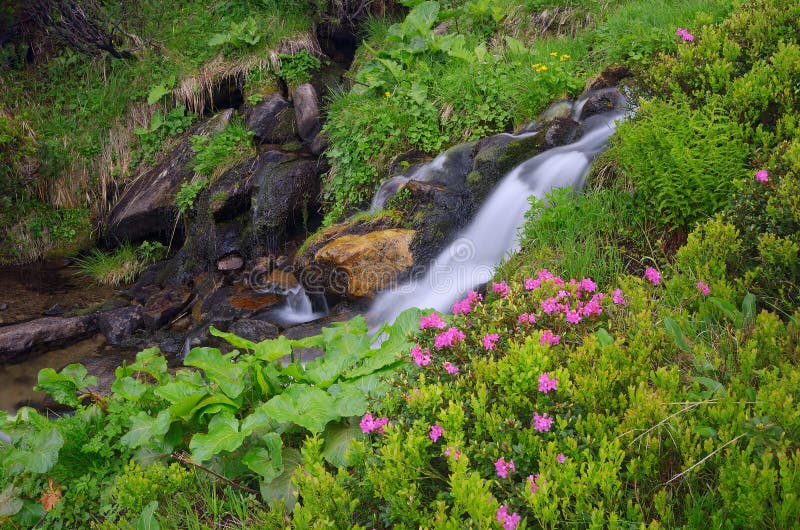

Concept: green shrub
[[610, 97, 750, 228], [278, 50, 322, 88], [190, 122, 254, 177], [134, 108, 196, 165], [76, 240, 166, 286], [175, 179, 209, 216]]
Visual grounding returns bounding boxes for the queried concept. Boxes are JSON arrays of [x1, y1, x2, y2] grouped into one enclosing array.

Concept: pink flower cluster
[[533, 412, 553, 432], [540, 330, 561, 346], [496, 506, 521, 530], [756, 169, 769, 183], [360, 413, 389, 434], [493, 281, 510, 298], [538, 372, 558, 394], [495, 456, 515, 479], [557, 453, 566, 464], [420, 311, 446, 330], [445, 446, 461, 461], [524, 268, 565, 291], [443, 361, 459, 374], [612, 288, 626, 305], [676, 28, 694, 41], [430, 423, 443, 442], [644, 267, 661, 285], [528, 473, 546, 494], [452, 290, 483, 315], [410, 344, 431, 366], [482, 333, 499, 351], [696, 281, 710, 296], [434, 327, 465, 348], [518, 313, 536, 324]]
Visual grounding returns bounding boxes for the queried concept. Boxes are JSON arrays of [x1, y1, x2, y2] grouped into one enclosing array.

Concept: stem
[[665, 433, 746, 485], [171, 452, 260, 495]]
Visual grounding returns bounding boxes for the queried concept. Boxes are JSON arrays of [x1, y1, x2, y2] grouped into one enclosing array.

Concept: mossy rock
[[468, 132, 545, 205]]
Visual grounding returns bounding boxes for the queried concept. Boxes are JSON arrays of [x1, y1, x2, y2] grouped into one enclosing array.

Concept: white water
[[370, 149, 451, 212], [368, 109, 626, 325]]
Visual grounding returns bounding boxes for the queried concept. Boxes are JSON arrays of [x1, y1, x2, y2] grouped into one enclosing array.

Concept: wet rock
[[104, 109, 233, 244], [228, 292, 283, 312], [587, 64, 632, 92], [543, 117, 582, 148], [217, 254, 244, 271], [245, 92, 296, 144], [96, 305, 144, 346], [312, 228, 416, 298], [292, 83, 321, 143], [142, 287, 192, 329], [468, 132, 544, 205], [0, 316, 97, 362], [205, 159, 259, 221], [578, 88, 626, 120], [43, 304, 63, 317], [228, 319, 279, 343], [310, 131, 329, 156]]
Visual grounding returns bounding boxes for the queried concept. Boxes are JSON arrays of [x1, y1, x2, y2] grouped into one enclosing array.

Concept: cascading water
[[259, 283, 326, 326], [368, 99, 629, 326]]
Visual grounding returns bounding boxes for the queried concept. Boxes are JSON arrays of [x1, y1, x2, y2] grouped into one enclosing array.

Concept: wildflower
[[557, 453, 566, 464], [538, 269, 554, 281], [540, 330, 561, 346], [612, 288, 626, 305], [495, 456, 516, 478], [524, 277, 541, 290], [492, 281, 510, 298], [533, 412, 553, 432], [443, 361, 459, 375], [755, 169, 769, 182], [528, 473, 546, 494], [445, 446, 461, 461], [644, 267, 661, 285], [360, 413, 389, 434], [482, 333, 500, 351], [385, 91, 391, 97], [560, 54, 570, 61], [430, 424, 443, 442], [434, 327, 465, 348], [556, 289, 571, 300], [696, 281, 710, 296], [410, 344, 431, 367], [541, 297, 561, 314], [550, 51, 558, 56], [518, 313, 530, 324], [676, 28, 694, 41], [580, 277, 597, 293], [452, 290, 482, 315], [538, 372, 558, 394], [538, 65, 548, 72], [531, 63, 541, 69], [420, 311, 447, 330], [565, 309, 582, 324], [497, 505, 521, 530]]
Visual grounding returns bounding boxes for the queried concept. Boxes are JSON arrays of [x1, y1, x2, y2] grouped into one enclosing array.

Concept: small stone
[[217, 254, 244, 271]]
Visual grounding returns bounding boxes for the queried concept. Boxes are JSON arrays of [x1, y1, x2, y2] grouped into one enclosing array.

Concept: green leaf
[[147, 84, 172, 105], [210, 326, 256, 352], [330, 383, 368, 418], [187, 393, 241, 420], [0, 484, 23, 518], [260, 448, 301, 511], [189, 412, 246, 463], [35, 364, 97, 407], [111, 376, 148, 401], [241, 409, 275, 437], [708, 296, 741, 326], [184, 347, 245, 398], [154, 380, 208, 420], [253, 336, 293, 363], [305, 333, 371, 386], [693, 425, 717, 438], [6, 427, 64, 474], [243, 432, 283, 482], [208, 32, 232, 48], [401, 1, 439, 37], [741, 292, 756, 325], [663, 317, 692, 353], [12, 499, 45, 526], [261, 385, 339, 434], [692, 376, 725, 397], [121, 410, 171, 449], [136, 500, 160, 530], [128, 348, 168, 384], [321, 421, 365, 468], [595, 328, 614, 347]]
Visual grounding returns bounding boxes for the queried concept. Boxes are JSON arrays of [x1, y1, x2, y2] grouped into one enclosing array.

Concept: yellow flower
[[531, 63, 541, 69], [538, 65, 548, 72], [549, 52, 558, 57], [560, 54, 570, 61], [385, 91, 391, 97]]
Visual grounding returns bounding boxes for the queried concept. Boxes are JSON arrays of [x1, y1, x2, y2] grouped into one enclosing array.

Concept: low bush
[[75, 241, 167, 286], [190, 122, 254, 178]]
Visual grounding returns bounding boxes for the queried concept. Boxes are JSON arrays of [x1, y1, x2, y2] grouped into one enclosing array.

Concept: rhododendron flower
[[420, 312, 446, 330], [644, 267, 661, 285], [541, 297, 561, 314], [410, 344, 431, 367], [580, 278, 597, 293], [430, 424, 443, 442], [533, 412, 553, 432], [538, 372, 558, 394], [540, 330, 561, 346], [443, 361, 459, 374], [434, 327, 465, 348], [524, 277, 541, 290], [538, 268, 554, 281], [482, 333, 500, 351], [528, 473, 546, 494], [612, 288, 626, 305], [565, 309, 582, 324], [496, 506, 521, 530], [557, 453, 566, 464], [676, 28, 694, 41], [696, 281, 710, 296], [492, 281, 510, 298], [452, 290, 482, 315], [556, 289, 570, 300], [360, 413, 389, 434], [445, 446, 461, 460], [495, 457, 515, 478], [756, 169, 769, 182]]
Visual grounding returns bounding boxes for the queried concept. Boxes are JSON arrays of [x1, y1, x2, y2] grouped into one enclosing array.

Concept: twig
[[171, 451, 259, 494], [665, 434, 745, 485]]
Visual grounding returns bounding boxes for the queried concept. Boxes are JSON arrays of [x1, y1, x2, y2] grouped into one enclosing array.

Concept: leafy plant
[[134, 108, 196, 165], [207, 17, 263, 49], [190, 122, 254, 177], [175, 179, 209, 216], [76, 240, 167, 286], [278, 50, 321, 88]]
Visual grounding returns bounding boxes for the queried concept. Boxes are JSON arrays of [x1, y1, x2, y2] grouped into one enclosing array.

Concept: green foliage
[[76, 241, 166, 286], [134, 108, 195, 165], [610, 97, 750, 228], [190, 122, 254, 177], [175, 180, 208, 216], [207, 17, 263, 50], [278, 50, 322, 88]]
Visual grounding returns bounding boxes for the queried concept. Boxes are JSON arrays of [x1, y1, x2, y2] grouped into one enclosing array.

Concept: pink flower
[[445, 446, 461, 461], [360, 413, 389, 434], [452, 290, 482, 315], [482, 333, 500, 351], [696, 281, 710, 296], [434, 327, 465, 348], [565, 309, 582, 324], [644, 267, 661, 285], [540, 330, 561, 346], [538, 372, 558, 394], [557, 453, 566, 464], [420, 311, 446, 330], [493, 281, 510, 298], [524, 277, 540, 290], [756, 169, 769, 183], [580, 278, 597, 293], [528, 473, 546, 494], [538, 269, 554, 281], [533, 412, 553, 432], [495, 456, 515, 478], [541, 297, 561, 314], [496, 505, 521, 530], [410, 344, 431, 367], [430, 424, 443, 442], [612, 288, 626, 305], [443, 361, 459, 375], [676, 28, 694, 41]]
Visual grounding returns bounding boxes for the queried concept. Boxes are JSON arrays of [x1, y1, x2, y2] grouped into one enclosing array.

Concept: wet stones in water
[[96, 305, 145, 346]]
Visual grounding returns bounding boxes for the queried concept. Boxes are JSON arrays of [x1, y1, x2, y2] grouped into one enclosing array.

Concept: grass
[[75, 241, 165, 286]]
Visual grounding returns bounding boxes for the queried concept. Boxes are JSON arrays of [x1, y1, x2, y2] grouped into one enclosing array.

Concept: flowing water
[[368, 105, 628, 325]]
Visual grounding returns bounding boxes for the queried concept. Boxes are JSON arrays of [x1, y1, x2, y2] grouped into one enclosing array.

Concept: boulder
[[586, 64, 632, 92], [312, 228, 415, 298], [0, 315, 97, 362], [244, 93, 297, 144], [96, 306, 145, 346], [142, 286, 192, 329], [228, 319, 279, 343], [292, 83, 321, 143], [543, 117, 582, 148], [578, 87, 626, 120], [105, 109, 233, 244]]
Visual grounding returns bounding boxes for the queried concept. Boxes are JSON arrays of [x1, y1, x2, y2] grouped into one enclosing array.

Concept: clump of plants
[[190, 121, 254, 178], [278, 49, 321, 88], [75, 240, 167, 286]]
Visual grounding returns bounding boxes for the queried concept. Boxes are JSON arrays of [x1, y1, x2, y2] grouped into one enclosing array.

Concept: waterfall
[[368, 106, 628, 326]]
